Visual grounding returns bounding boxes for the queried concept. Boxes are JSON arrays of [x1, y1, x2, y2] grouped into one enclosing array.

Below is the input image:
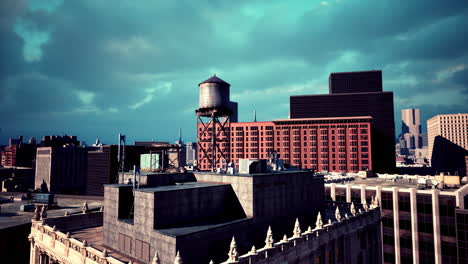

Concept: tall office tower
[[400, 108, 422, 154], [290, 70, 395, 173], [427, 113, 468, 174], [35, 146, 88, 194]]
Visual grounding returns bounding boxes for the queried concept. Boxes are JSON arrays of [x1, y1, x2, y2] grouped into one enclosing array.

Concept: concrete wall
[[251, 171, 323, 219], [193, 171, 324, 221], [153, 184, 245, 229], [193, 173, 255, 217], [43, 211, 103, 231], [176, 219, 253, 263], [35, 147, 52, 190], [146, 172, 196, 186], [104, 185, 177, 264]]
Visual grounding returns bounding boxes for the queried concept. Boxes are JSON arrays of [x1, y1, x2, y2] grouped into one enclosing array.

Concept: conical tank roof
[[198, 75, 230, 87]]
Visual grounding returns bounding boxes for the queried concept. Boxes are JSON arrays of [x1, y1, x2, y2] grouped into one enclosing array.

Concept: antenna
[[117, 134, 126, 183], [254, 109, 257, 122]]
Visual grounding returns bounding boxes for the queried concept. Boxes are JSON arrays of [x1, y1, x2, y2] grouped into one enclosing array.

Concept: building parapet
[[29, 208, 120, 264], [216, 204, 381, 264]]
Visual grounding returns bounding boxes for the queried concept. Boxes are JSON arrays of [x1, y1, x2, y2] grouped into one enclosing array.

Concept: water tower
[[196, 75, 232, 171]]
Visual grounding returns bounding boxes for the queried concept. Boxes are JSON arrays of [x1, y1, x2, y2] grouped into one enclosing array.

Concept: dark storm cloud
[[451, 68, 468, 94], [0, 0, 467, 144]]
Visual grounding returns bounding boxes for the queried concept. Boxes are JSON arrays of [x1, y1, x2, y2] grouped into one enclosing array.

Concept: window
[[119, 233, 132, 255], [381, 192, 393, 210], [135, 239, 150, 261]]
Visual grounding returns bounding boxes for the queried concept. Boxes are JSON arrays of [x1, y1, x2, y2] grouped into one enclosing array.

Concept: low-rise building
[[324, 173, 468, 264], [29, 170, 382, 264]]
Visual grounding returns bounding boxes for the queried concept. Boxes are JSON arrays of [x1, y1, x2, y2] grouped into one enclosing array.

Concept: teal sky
[[1, 0, 467, 145]]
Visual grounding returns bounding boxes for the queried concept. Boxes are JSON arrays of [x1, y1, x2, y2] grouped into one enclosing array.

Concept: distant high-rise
[[329, 70, 383, 94], [185, 142, 197, 166], [400, 108, 423, 153], [290, 70, 395, 173], [40, 135, 80, 147], [175, 128, 186, 167], [427, 113, 468, 173]]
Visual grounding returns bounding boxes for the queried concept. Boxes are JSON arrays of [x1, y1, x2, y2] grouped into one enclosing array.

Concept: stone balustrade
[[29, 207, 122, 264]]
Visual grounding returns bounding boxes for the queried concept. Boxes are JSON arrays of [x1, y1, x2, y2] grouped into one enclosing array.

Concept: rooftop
[[157, 218, 251, 237], [70, 226, 135, 263], [274, 116, 372, 122], [329, 70, 382, 75], [290, 91, 393, 97], [0, 194, 103, 229], [324, 174, 465, 192], [198, 75, 230, 86], [193, 169, 315, 178], [137, 182, 229, 193]]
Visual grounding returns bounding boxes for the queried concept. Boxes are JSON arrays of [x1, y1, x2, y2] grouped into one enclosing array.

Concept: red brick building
[[1, 144, 37, 167], [198, 116, 372, 172]]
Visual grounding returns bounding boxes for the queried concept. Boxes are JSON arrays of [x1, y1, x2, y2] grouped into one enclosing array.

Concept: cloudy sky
[[1, 0, 467, 145]]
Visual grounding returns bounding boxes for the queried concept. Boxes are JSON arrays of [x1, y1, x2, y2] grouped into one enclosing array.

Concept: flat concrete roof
[[290, 91, 393, 97], [333, 177, 463, 192], [137, 182, 229, 193], [0, 195, 103, 229], [274, 116, 372, 122], [156, 218, 251, 237], [71, 226, 137, 263], [193, 169, 315, 178]]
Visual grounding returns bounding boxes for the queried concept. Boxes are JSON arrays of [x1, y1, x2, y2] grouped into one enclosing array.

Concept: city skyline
[[1, 1, 468, 145]]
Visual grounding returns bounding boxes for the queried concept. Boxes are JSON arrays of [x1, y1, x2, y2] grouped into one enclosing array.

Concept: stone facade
[[28, 211, 115, 264], [220, 205, 381, 264]]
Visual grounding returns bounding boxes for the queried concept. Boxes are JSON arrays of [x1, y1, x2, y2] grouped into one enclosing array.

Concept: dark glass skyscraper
[[290, 70, 395, 173]]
